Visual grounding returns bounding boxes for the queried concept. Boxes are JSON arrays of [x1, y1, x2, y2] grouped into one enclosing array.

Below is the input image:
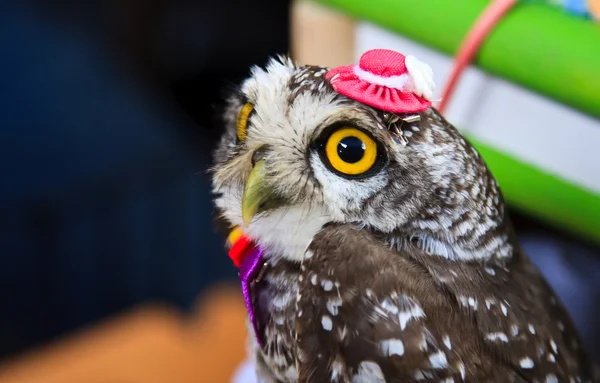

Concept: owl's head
[[212, 53, 512, 263]]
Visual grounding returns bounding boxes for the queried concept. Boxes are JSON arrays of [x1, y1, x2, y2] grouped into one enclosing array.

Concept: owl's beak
[[241, 159, 288, 227]]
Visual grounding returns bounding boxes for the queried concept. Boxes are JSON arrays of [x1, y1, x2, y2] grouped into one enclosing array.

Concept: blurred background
[[0, 0, 599, 381]]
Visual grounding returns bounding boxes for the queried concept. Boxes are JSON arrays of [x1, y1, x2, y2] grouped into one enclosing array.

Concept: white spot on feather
[[274, 315, 285, 325], [429, 351, 448, 369], [352, 361, 385, 383], [546, 374, 558, 383], [550, 339, 558, 353], [486, 332, 509, 342], [272, 294, 289, 309], [442, 335, 452, 350], [322, 279, 333, 291], [468, 297, 477, 308], [399, 303, 425, 330], [374, 307, 388, 318], [455, 220, 473, 237], [519, 357, 534, 369], [460, 295, 478, 310], [284, 366, 298, 380], [528, 324, 536, 334], [321, 315, 333, 331], [311, 274, 318, 285], [272, 353, 287, 366], [457, 362, 466, 380], [511, 325, 519, 336], [327, 297, 343, 316], [414, 370, 433, 381], [382, 298, 399, 314], [418, 333, 428, 351], [330, 358, 345, 381], [379, 339, 405, 356]]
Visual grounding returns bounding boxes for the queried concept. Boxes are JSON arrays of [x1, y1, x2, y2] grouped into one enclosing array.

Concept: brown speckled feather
[[210, 55, 600, 383], [295, 224, 598, 382]]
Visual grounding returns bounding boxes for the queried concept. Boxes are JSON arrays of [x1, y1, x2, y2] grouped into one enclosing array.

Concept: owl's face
[[212, 56, 503, 262]]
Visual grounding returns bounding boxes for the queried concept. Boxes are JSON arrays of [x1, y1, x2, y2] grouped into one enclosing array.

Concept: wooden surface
[[291, 0, 356, 67], [0, 283, 248, 383]]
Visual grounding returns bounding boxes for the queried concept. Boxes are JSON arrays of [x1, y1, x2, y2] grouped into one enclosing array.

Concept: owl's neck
[[387, 226, 514, 262], [387, 194, 515, 262], [387, 110, 516, 262], [244, 204, 333, 263]]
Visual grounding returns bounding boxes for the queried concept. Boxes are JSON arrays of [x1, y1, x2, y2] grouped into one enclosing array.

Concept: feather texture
[[210, 55, 600, 382]]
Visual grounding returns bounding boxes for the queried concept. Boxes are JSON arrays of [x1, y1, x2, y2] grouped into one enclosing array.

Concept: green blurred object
[[317, 0, 600, 119], [467, 137, 600, 244]]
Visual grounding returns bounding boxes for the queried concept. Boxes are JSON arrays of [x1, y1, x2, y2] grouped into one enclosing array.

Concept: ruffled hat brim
[[326, 65, 431, 114]]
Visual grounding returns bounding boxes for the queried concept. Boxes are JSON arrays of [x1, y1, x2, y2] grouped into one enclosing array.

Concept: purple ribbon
[[238, 246, 265, 347]]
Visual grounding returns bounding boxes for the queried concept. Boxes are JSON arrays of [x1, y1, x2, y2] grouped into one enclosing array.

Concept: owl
[[211, 49, 599, 382]]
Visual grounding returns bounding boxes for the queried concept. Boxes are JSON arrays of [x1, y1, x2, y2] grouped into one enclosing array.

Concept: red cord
[[437, 0, 518, 114]]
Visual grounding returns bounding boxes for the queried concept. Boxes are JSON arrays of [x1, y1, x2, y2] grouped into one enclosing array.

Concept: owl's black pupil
[[337, 136, 365, 163]]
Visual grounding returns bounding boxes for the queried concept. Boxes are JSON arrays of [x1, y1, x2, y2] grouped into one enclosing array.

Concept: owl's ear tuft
[[263, 53, 297, 75], [244, 54, 296, 95], [272, 53, 297, 69]]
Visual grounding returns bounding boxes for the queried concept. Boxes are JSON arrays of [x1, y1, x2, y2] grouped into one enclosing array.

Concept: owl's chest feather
[[250, 262, 300, 382]]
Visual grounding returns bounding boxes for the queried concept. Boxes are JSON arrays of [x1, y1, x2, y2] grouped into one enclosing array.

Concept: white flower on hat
[[405, 55, 435, 101]]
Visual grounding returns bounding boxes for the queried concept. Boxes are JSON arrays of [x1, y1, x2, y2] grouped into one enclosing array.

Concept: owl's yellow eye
[[323, 127, 379, 176], [236, 103, 254, 141]]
